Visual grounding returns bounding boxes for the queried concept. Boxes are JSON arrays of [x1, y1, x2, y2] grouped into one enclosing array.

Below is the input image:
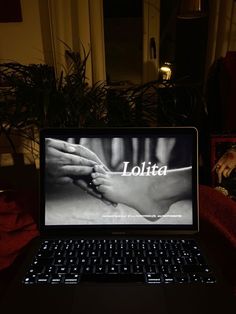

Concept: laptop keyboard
[[23, 239, 216, 285]]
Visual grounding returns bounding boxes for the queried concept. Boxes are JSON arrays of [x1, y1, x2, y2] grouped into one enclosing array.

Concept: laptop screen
[[40, 128, 198, 232]]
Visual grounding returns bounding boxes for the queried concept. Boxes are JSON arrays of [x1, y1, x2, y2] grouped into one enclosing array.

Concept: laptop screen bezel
[[39, 127, 199, 235]]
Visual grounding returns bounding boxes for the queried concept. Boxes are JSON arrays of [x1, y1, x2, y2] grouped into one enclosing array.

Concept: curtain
[[39, 0, 106, 85], [205, 0, 236, 76]]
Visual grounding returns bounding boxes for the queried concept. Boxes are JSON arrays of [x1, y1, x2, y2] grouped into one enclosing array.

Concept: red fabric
[[199, 185, 236, 248], [0, 191, 39, 271]]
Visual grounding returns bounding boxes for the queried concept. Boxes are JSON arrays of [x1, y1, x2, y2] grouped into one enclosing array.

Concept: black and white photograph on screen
[[45, 135, 193, 225]]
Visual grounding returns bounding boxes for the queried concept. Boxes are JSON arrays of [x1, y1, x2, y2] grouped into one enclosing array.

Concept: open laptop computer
[[1, 127, 235, 314]]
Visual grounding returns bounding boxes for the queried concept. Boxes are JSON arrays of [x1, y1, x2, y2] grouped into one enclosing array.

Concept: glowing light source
[[159, 63, 172, 80]]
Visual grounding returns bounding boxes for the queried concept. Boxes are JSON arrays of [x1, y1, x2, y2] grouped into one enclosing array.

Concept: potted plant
[[0, 48, 110, 189], [2, 47, 198, 190]]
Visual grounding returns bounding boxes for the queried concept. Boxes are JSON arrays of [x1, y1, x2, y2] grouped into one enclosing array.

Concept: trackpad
[[71, 284, 167, 314]]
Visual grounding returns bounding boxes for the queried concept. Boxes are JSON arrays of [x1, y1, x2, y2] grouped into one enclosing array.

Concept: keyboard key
[[54, 258, 66, 266], [24, 275, 36, 284], [200, 275, 216, 283], [103, 258, 112, 264], [64, 274, 80, 284], [51, 275, 63, 284], [45, 266, 57, 274], [37, 251, 55, 259], [90, 257, 100, 265], [37, 274, 50, 284], [28, 265, 44, 274], [174, 273, 189, 283], [133, 265, 143, 274], [78, 251, 86, 257], [70, 266, 79, 274], [188, 273, 202, 283], [107, 266, 119, 274], [83, 266, 93, 273], [33, 258, 52, 267], [114, 257, 125, 265], [78, 258, 88, 265], [89, 251, 98, 257], [170, 265, 181, 273], [144, 265, 157, 274], [184, 257, 197, 265], [100, 251, 109, 256], [95, 266, 106, 273], [57, 266, 68, 274], [159, 265, 170, 273], [162, 273, 174, 283], [66, 251, 77, 258], [136, 257, 148, 265], [145, 273, 161, 284], [149, 257, 159, 264], [172, 257, 184, 265], [81, 273, 144, 282], [161, 258, 171, 265], [67, 258, 77, 266], [123, 251, 132, 257], [54, 251, 65, 258], [120, 266, 131, 273], [126, 257, 135, 264]]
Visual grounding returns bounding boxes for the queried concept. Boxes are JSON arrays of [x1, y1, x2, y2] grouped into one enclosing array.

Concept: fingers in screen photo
[[46, 145, 97, 167], [46, 138, 109, 170]]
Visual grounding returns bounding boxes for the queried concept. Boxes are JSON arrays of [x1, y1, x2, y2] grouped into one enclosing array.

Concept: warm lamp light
[[159, 63, 172, 80]]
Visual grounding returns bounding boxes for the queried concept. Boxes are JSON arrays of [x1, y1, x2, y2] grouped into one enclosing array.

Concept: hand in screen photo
[[45, 138, 108, 200]]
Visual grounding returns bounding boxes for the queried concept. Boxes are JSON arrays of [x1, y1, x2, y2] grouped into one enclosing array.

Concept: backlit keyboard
[[23, 239, 216, 285]]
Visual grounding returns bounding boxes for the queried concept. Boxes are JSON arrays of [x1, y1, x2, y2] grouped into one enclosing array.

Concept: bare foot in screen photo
[[91, 165, 192, 221]]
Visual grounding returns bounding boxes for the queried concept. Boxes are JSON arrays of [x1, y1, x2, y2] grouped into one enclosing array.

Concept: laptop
[[1, 127, 235, 314]]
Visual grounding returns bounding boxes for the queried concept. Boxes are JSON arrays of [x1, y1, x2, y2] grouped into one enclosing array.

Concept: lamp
[[177, 0, 207, 19], [159, 62, 173, 81]]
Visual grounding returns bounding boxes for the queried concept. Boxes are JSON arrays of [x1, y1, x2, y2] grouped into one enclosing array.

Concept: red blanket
[[199, 185, 236, 249], [0, 191, 39, 271]]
